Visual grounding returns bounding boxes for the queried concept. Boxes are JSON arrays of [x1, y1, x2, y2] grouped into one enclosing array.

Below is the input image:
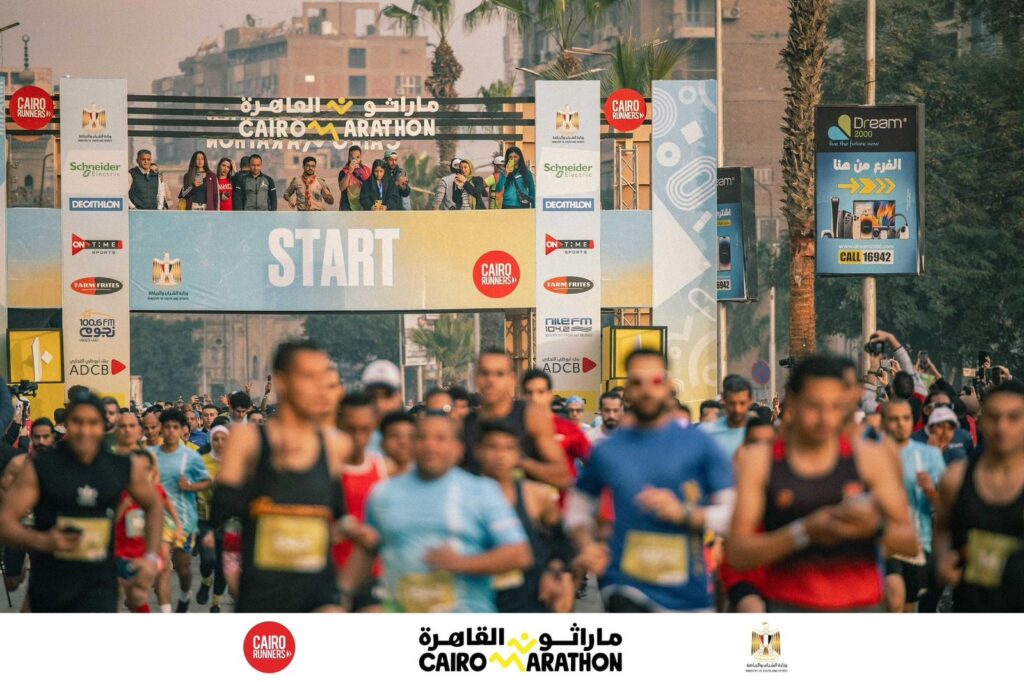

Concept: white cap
[[493, 155, 505, 165], [361, 359, 401, 392], [927, 406, 958, 428]]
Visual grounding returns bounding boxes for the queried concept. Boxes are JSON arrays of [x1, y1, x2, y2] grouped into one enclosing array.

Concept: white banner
[[535, 81, 602, 406], [60, 78, 131, 402]]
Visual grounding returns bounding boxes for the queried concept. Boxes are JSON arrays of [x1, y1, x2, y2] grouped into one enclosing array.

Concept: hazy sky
[[1, 0, 505, 95]]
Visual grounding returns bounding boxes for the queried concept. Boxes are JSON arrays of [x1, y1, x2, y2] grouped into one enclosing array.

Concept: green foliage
[[479, 79, 514, 112], [411, 314, 475, 385], [130, 315, 201, 400], [601, 34, 689, 97], [401, 154, 440, 209], [304, 314, 400, 383]]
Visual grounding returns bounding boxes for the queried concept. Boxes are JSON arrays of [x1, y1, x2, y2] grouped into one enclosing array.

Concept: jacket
[[128, 166, 167, 210], [359, 174, 403, 211], [233, 172, 278, 211], [338, 163, 372, 210], [499, 146, 535, 208], [180, 170, 219, 210]]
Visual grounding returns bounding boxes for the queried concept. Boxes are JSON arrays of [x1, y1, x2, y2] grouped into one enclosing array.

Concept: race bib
[[396, 572, 457, 613], [125, 509, 146, 538], [53, 516, 112, 562], [620, 531, 689, 586], [964, 529, 1024, 588], [493, 569, 525, 591], [253, 514, 329, 573]]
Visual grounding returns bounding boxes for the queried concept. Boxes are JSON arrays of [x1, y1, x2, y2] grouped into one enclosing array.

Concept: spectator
[[498, 146, 534, 209], [483, 154, 505, 209], [232, 154, 277, 211], [359, 159, 402, 211], [284, 156, 334, 211], [917, 404, 972, 464], [215, 158, 235, 211], [454, 158, 486, 210], [432, 157, 462, 210], [383, 150, 412, 210], [338, 145, 371, 211], [179, 151, 218, 210], [128, 149, 167, 210], [239, 156, 251, 174]]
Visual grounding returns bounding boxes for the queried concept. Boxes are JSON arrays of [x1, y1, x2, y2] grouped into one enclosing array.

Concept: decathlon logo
[[542, 198, 594, 212], [418, 624, 623, 673], [70, 197, 123, 211]]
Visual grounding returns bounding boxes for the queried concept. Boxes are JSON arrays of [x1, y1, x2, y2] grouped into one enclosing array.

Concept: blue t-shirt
[[898, 440, 946, 551], [151, 442, 210, 535], [911, 427, 971, 464], [575, 421, 733, 611], [698, 416, 746, 459], [189, 430, 210, 449], [365, 467, 527, 613]]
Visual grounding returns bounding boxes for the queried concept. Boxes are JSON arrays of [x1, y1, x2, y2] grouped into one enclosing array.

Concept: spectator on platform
[[338, 145, 371, 211], [233, 154, 277, 211], [432, 157, 462, 210], [483, 154, 505, 209], [498, 146, 534, 209], [128, 149, 167, 210], [359, 159, 402, 211], [284, 156, 334, 211], [454, 158, 486, 210], [384, 150, 412, 210], [215, 158, 234, 212], [180, 151, 219, 210]]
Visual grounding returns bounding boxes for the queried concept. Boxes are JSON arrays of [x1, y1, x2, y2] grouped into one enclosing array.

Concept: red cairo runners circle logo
[[604, 88, 646, 132], [473, 250, 520, 298], [10, 86, 55, 130], [244, 621, 296, 674]]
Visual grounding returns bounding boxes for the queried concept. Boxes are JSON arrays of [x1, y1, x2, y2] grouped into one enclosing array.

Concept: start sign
[[604, 88, 646, 133], [10, 86, 55, 130]]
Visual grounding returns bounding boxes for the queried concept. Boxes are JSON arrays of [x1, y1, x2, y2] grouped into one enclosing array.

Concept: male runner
[[212, 340, 353, 612], [587, 392, 624, 447], [880, 399, 945, 612], [700, 375, 755, 459], [729, 355, 918, 612], [935, 381, 1024, 612], [567, 349, 735, 612], [380, 411, 416, 476], [343, 412, 532, 612], [0, 393, 163, 612], [462, 350, 571, 489], [114, 410, 144, 455], [150, 409, 211, 612], [521, 368, 590, 480]]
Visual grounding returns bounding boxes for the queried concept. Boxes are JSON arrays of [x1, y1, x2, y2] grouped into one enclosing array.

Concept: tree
[[479, 79, 514, 112], [780, 0, 829, 359], [411, 314, 474, 385], [304, 313, 400, 383], [601, 34, 688, 97], [401, 153, 440, 209], [382, 0, 463, 164], [130, 315, 201, 401], [465, 0, 624, 77]]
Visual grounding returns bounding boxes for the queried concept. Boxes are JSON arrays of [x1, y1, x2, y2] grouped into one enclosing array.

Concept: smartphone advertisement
[[814, 104, 924, 276], [716, 167, 758, 301]]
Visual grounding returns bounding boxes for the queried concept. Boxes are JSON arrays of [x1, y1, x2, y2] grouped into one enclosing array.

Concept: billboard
[[716, 167, 758, 301], [814, 104, 924, 275]]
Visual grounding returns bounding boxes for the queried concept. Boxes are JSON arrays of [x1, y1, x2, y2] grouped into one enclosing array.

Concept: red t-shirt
[[218, 177, 233, 210], [115, 485, 168, 560], [332, 455, 388, 574]]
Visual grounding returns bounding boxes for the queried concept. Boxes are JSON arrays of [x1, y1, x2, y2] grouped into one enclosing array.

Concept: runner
[[149, 409, 211, 613], [462, 350, 571, 489], [935, 381, 1024, 612], [521, 368, 590, 483], [114, 410, 144, 455], [0, 393, 163, 612], [476, 421, 575, 613], [880, 399, 945, 612], [587, 391, 625, 447], [211, 340, 352, 612], [566, 349, 735, 612], [141, 409, 162, 448], [700, 375, 754, 459], [380, 411, 416, 476], [342, 412, 532, 613], [335, 392, 389, 612], [196, 425, 230, 612], [728, 355, 918, 612]]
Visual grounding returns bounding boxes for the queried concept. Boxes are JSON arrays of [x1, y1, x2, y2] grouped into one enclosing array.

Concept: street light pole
[[862, 0, 877, 368], [716, 0, 727, 386]]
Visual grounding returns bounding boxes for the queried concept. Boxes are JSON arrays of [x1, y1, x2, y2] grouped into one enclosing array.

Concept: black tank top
[[463, 401, 540, 474], [951, 454, 1024, 612], [237, 426, 346, 613], [30, 441, 131, 589], [496, 480, 549, 613]]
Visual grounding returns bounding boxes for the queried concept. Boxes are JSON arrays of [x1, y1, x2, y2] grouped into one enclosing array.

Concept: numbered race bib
[[125, 509, 146, 539], [964, 529, 1024, 588], [253, 514, 329, 573], [53, 516, 112, 562], [620, 531, 689, 586], [396, 572, 457, 613], [492, 569, 525, 591]]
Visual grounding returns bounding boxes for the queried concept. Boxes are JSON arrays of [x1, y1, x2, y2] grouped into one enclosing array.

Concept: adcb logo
[[244, 621, 296, 674]]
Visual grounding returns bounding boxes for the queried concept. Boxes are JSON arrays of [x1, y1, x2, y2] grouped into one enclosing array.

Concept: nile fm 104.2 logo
[[418, 624, 622, 673], [746, 622, 788, 673]]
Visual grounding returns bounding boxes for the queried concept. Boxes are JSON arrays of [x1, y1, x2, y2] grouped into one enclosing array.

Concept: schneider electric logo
[[543, 162, 593, 179], [69, 161, 122, 178]]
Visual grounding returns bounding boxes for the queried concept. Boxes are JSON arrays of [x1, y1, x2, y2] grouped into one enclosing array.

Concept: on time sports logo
[[70, 197, 123, 211]]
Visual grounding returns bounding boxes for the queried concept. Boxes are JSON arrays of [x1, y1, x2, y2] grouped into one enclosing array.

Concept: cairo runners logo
[[473, 250, 521, 299], [418, 624, 622, 673], [244, 621, 296, 674], [747, 622, 788, 673]]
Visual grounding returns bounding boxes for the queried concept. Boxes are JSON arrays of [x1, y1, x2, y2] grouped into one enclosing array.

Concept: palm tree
[[382, 1, 463, 163], [401, 153, 440, 209], [601, 33, 688, 97], [780, 0, 828, 358], [465, 0, 624, 78], [411, 314, 475, 385]]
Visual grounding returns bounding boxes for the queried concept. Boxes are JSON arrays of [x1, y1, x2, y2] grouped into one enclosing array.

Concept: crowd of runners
[[1, 330, 1021, 613]]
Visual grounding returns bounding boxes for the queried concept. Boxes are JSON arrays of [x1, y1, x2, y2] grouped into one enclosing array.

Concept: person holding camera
[[338, 145, 371, 211]]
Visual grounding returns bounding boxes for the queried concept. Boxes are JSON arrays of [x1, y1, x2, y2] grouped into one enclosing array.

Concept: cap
[[927, 406, 958, 428], [384, 150, 397, 159], [451, 157, 463, 171], [566, 396, 585, 408], [361, 359, 402, 392], [493, 155, 505, 165]]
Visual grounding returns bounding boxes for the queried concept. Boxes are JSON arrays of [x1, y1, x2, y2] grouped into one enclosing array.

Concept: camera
[[7, 380, 38, 397], [864, 341, 885, 356], [779, 356, 797, 369]]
